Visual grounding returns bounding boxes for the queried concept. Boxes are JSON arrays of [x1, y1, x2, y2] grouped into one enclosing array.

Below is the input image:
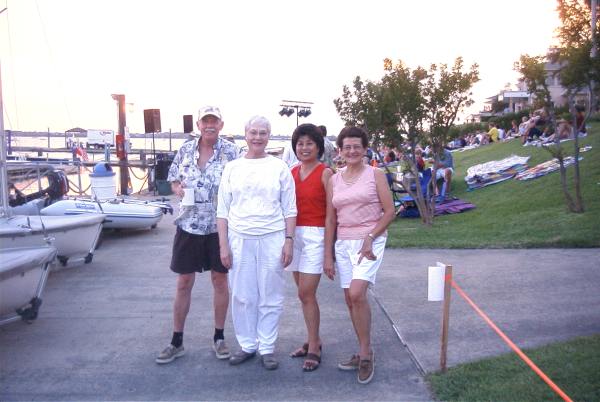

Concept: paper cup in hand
[[182, 188, 195, 206]]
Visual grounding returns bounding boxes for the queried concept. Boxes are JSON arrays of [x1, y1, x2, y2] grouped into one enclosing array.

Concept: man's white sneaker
[[213, 339, 231, 360], [156, 344, 185, 364]]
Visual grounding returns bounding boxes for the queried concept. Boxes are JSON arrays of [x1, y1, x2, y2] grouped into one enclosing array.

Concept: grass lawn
[[387, 124, 600, 248], [427, 335, 600, 402]]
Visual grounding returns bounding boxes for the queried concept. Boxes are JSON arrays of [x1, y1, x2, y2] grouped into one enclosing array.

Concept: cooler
[[90, 163, 116, 200]]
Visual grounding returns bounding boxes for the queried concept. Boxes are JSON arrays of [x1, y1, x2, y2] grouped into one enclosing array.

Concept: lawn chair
[[383, 164, 406, 210], [398, 168, 432, 218]]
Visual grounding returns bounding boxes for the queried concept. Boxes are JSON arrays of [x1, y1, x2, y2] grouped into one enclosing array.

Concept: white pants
[[228, 230, 285, 354]]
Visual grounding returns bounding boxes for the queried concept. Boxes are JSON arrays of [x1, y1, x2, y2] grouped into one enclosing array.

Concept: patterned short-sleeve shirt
[[167, 136, 239, 235]]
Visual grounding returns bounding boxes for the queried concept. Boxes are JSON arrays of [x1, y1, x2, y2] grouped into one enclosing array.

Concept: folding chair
[[384, 164, 406, 210], [397, 168, 432, 218]]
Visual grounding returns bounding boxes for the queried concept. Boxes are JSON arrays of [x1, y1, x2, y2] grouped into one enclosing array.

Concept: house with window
[[473, 58, 591, 122], [545, 61, 591, 108]]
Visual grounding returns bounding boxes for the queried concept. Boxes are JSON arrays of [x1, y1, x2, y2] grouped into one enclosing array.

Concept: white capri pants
[[228, 230, 285, 355], [335, 236, 387, 288], [285, 226, 324, 275]]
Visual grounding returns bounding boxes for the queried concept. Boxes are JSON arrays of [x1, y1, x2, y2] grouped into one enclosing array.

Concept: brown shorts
[[170, 227, 227, 274]]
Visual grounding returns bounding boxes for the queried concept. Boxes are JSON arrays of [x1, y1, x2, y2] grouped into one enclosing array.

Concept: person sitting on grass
[[522, 117, 544, 144], [488, 122, 499, 143], [430, 146, 453, 198]]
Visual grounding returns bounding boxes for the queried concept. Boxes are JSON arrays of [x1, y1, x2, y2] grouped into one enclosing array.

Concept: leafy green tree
[[514, 0, 597, 213], [514, 54, 553, 109], [424, 58, 479, 159], [551, 0, 600, 212], [334, 57, 479, 226], [381, 59, 432, 223], [333, 76, 398, 147]]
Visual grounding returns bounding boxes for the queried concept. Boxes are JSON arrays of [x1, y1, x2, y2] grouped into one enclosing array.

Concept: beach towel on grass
[[465, 155, 530, 190], [515, 156, 583, 181], [398, 198, 476, 218], [434, 198, 476, 216]]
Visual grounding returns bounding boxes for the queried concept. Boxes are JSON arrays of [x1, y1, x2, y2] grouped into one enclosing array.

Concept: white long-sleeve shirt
[[217, 155, 297, 236]]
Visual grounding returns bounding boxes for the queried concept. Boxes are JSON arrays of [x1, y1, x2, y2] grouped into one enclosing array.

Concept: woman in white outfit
[[216, 116, 297, 370]]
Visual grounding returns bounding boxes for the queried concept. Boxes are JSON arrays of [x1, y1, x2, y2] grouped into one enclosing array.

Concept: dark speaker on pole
[[143, 109, 161, 133], [183, 115, 194, 133]]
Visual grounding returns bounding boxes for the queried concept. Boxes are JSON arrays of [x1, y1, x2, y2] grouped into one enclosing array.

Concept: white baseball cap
[[198, 106, 222, 121]]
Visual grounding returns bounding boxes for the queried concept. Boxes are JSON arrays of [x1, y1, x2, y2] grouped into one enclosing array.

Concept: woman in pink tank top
[[324, 127, 395, 384]]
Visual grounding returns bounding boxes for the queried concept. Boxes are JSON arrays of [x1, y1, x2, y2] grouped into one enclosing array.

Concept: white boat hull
[[0, 246, 57, 325], [40, 198, 165, 230], [0, 214, 105, 266]]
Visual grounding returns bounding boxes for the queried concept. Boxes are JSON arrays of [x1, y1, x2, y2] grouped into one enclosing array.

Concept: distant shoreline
[[6, 130, 335, 141]]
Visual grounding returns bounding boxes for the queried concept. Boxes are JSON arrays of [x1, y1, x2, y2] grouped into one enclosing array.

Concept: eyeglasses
[[341, 145, 364, 152], [246, 129, 269, 137]]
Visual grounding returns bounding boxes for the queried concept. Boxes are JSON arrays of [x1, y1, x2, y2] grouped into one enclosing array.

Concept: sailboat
[[0, 64, 105, 268], [40, 197, 168, 230], [0, 246, 56, 326], [0, 213, 104, 265]]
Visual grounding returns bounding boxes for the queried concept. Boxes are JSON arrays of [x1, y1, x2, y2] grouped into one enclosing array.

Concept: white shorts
[[435, 167, 454, 180], [285, 226, 325, 274], [335, 236, 387, 288]]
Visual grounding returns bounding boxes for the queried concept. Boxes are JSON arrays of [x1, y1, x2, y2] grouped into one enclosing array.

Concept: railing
[[7, 160, 152, 198]]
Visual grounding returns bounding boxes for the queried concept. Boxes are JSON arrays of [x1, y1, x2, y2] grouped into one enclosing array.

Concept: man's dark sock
[[171, 332, 183, 348], [214, 328, 224, 343]]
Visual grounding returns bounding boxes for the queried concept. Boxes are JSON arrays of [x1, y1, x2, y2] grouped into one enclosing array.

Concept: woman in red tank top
[[286, 124, 333, 372]]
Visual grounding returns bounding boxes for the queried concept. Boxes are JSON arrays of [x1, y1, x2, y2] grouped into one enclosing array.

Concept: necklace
[[341, 165, 365, 184]]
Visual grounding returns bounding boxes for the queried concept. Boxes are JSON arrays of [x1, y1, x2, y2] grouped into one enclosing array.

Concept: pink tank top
[[331, 166, 383, 240]]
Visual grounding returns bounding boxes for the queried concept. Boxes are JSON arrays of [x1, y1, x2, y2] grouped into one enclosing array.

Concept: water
[[9, 135, 292, 197]]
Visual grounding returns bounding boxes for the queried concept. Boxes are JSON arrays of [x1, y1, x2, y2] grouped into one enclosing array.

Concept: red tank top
[[292, 163, 327, 227]]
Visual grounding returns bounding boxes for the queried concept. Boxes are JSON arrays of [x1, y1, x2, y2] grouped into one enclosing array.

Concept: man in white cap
[[156, 106, 239, 364]]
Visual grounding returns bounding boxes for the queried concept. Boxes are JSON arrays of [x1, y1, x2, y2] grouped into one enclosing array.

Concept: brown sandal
[[303, 353, 321, 372], [290, 343, 309, 358]]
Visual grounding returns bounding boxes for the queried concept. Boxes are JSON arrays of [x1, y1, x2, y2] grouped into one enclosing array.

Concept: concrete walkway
[[1, 201, 599, 400]]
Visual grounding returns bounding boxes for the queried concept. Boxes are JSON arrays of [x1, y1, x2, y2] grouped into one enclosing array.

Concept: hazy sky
[[1, 0, 560, 136]]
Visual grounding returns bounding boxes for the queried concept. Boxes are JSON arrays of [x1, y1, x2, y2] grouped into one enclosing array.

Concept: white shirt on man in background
[[281, 144, 299, 168]]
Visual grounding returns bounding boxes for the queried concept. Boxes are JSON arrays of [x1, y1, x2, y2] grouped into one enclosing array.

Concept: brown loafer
[[229, 350, 256, 366], [261, 353, 279, 370], [357, 350, 375, 384]]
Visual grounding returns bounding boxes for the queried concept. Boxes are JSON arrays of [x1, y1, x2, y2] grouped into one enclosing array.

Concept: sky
[[0, 0, 561, 137]]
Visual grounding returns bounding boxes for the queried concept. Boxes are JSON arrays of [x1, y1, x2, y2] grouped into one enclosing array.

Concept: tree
[[514, 0, 598, 213], [552, 0, 600, 212], [381, 59, 432, 224], [333, 76, 398, 147], [424, 58, 479, 159], [334, 57, 479, 226], [514, 54, 553, 110]]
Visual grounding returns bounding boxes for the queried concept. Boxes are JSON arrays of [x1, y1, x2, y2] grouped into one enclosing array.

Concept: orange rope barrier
[[451, 280, 573, 402]]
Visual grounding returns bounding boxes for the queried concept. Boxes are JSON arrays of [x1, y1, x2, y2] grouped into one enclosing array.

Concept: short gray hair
[[245, 115, 271, 134]]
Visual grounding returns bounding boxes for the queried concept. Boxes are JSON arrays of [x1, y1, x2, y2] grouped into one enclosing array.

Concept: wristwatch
[[367, 233, 375, 240]]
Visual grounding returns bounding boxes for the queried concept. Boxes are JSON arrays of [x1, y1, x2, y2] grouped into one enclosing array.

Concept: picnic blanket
[[515, 156, 583, 181], [398, 197, 476, 218], [465, 155, 530, 190], [434, 198, 476, 216]]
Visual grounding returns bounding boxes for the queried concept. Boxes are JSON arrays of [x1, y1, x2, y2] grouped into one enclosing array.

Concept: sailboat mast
[[0, 61, 11, 217]]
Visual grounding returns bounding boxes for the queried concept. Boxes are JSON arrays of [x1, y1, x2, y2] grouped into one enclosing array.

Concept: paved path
[[1, 200, 599, 400], [374, 248, 600, 373]]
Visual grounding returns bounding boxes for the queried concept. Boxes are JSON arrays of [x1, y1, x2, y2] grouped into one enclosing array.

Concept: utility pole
[[112, 94, 130, 195]]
